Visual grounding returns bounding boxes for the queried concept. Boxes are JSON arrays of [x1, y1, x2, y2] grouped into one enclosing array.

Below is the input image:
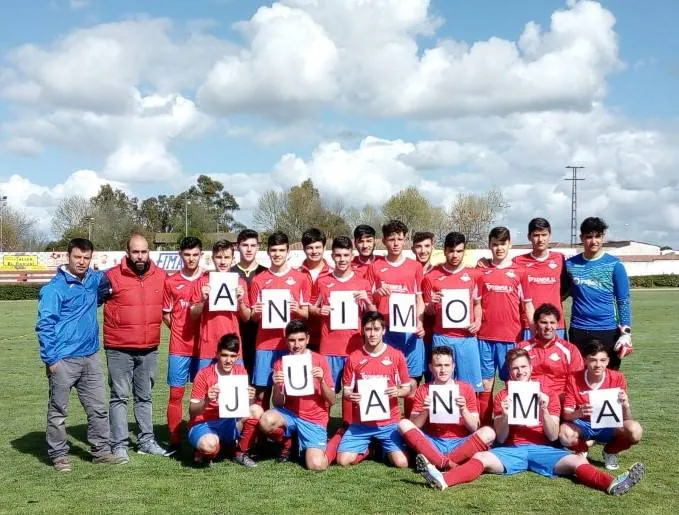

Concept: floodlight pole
[[565, 166, 585, 247]]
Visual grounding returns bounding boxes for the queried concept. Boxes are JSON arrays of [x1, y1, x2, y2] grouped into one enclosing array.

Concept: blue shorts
[[167, 355, 214, 387], [188, 419, 240, 449], [338, 423, 406, 455], [275, 407, 328, 451], [432, 334, 483, 392], [325, 355, 347, 393], [384, 331, 425, 378], [253, 349, 287, 387], [571, 418, 615, 443], [491, 444, 570, 478], [521, 328, 566, 341], [478, 340, 515, 381], [425, 434, 470, 455]]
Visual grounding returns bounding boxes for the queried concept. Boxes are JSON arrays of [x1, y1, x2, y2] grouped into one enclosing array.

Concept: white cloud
[[69, 0, 89, 10]]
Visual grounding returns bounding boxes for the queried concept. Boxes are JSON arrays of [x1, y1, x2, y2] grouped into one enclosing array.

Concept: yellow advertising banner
[[1, 254, 41, 270]]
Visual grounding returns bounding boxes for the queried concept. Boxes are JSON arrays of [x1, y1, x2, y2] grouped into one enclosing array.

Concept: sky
[[1, 0, 678, 246]]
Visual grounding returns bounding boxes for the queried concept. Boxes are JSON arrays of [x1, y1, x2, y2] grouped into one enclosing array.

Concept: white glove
[[614, 328, 633, 359]]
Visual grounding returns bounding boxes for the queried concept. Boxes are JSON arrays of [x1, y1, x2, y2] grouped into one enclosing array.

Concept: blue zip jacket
[[35, 266, 111, 366]]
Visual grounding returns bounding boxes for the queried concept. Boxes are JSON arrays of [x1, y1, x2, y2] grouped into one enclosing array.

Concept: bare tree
[[1, 206, 42, 251], [51, 195, 91, 236], [253, 190, 288, 234], [344, 205, 384, 232], [448, 188, 506, 246]]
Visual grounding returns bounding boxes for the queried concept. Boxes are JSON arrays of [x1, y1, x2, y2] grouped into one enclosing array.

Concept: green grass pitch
[[1, 291, 678, 514]]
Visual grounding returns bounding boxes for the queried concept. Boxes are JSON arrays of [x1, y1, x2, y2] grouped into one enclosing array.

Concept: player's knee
[[389, 452, 409, 469], [258, 411, 277, 432], [197, 435, 219, 454], [307, 454, 328, 472], [335, 453, 354, 467], [626, 421, 643, 443], [477, 425, 496, 444], [559, 425, 577, 446], [397, 418, 415, 435], [249, 404, 264, 419]]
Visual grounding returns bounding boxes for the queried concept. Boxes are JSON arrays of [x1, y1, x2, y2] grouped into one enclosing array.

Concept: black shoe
[[166, 444, 181, 458], [276, 453, 291, 464]]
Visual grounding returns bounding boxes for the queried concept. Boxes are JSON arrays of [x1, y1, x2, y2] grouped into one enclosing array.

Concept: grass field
[[1, 292, 678, 514]]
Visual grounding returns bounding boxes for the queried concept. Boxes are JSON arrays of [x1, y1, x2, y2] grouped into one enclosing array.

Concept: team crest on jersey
[[285, 277, 297, 286], [359, 359, 369, 366], [379, 267, 389, 273], [525, 262, 535, 267], [327, 282, 335, 288], [461, 274, 471, 282], [176, 284, 185, 290], [548, 261, 558, 269], [484, 270, 493, 275], [505, 271, 516, 278], [549, 353, 561, 361], [381, 358, 393, 366], [265, 279, 273, 285]]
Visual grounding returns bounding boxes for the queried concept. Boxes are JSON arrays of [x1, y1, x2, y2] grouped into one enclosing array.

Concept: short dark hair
[[528, 218, 551, 235], [431, 345, 454, 361], [488, 226, 511, 243], [412, 231, 435, 245], [285, 319, 309, 338], [361, 310, 385, 329], [237, 229, 259, 245], [179, 236, 202, 251], [68, 238, 94, 254], [332, 236, 353, 251], [212, 239, 234, 255], [382, 219, 408, 238], [302, 228, 326, 248], [580, 217, 608, 235], [582, 339, 609, 358], [533, 303, 561, 323], [217, 333, 241, 354], [444, 232, 466, 249], [268, 231, 289, 249], [354, 224, 376, 240], [506, 348, 530, 367]]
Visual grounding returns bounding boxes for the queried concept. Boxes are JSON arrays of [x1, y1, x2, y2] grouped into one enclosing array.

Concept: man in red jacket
[[104, 233, 169, 461]]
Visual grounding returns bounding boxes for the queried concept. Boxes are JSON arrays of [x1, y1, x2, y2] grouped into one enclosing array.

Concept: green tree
[[382, 187, 434, 236]]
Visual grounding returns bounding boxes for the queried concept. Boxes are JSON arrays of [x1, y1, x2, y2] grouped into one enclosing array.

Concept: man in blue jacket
[[36, 238, 125, 472]]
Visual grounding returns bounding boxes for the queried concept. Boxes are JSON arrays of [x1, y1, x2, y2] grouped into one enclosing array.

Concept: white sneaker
[[416, 455, 448, 490], [603, 450, 619, 471]]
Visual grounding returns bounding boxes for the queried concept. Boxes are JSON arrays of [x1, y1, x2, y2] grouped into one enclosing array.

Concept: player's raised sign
[[329, 290, 359, 330], [261, 289, 291, 329], [441, 289, 470, 329], [217, 374, 250, 418], [358, 377, 390, 422], [282, 353, 314, 397], [429, 383, 460, 424], [507, 381, 541, 426], [589, 388, 623, 429], [208, 272, 239, 312], [389, 293, 417, 333]]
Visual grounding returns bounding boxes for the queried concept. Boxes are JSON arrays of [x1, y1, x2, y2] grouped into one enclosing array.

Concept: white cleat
[[416, 454, 448, 491], [603, 450, 619, 471]]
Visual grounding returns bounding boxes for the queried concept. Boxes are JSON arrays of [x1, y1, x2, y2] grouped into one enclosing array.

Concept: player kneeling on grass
[[336, 311, 411, 469], [259, 320, 336, 471], [188, 334, 262, 467], [559, 340, 643, 470], [419, 348, 644, 496], [398, 346, 495, 472]]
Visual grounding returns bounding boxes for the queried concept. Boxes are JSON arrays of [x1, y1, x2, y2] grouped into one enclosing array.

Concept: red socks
[[402, 428, 446, 469], [442, 458, 484, 487], [167, 386, 185, 445], [446, 433, 489, 465], [325, 428, 344, 465], [604, 435, 635, 455], [575, 463, 614, 491], [478, 392, 493, 427], [352, 449, 370, 465], [237, 417, 259, 455]]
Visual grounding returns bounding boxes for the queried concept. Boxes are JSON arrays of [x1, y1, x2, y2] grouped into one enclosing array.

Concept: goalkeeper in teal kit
[[565, 217, 632, 370]]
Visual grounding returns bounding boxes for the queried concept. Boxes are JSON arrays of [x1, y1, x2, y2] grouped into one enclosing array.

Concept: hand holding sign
[[330, 291, 359, 330], [389, 293, 417, 333], [429, 384, 460, 424], [209, 272, 239, 312], [358, 377, 390, 422], [589, 388, 624, 429], [282, 353, 314, 397], [441, 289, 470, 329], [218, 374, 250, 418], [261, 289, 291, 329], [507, 381, 541, 426]]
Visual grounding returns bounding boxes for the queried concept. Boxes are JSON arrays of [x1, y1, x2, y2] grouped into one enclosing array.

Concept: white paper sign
[[208, 272, 239, 312], [388, 293, 417, 333], [507, 381, 541, 426], [261, 289, 291, 329], [329, 291, 359, 330], [358, 377, 390, 422], [441, 289, 470, 329], [429, 384, 460, 424], [218, 374, 250, 418], [282, 353, 315, 397], [590, 388, 623, 429]]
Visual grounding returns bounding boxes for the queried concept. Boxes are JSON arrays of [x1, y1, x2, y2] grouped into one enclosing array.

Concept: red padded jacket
[[103, 259, 167, 350]]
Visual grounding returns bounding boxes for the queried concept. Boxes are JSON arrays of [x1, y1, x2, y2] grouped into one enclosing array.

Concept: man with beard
[[104, 233, 169, 461]]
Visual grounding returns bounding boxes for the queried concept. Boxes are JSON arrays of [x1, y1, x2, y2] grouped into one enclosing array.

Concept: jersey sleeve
[[612, 261, 631, 327], [519, 269, 532, 302], [238, 278, 250, 308], [563, 375, 577, 412], [299, 274, 312, 305], [190, 275, 204, 304], [396, 351, 411, 386], [569, 345, 585, 373], [190, 370, 208, 401], [492, 390, 506, 418], [421, 275, 433, 304], [366, 263, 377, 291], [310, 281, 321, 306], [249, 277, 262, 306], [342, 356, 356, 390], [410, 384, 428, 416], [414, 264, 424, 294], [320, 356, 334, 390], [461, 383, 479, 414], [547, 392, 561, 417], [162, 280, 174, 312]]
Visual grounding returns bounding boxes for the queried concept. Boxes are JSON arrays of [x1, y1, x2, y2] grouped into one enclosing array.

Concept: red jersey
[[162, 271, 202, 357], [476, 264, 531, 342], [494, 386, 560, 446], [343, 345, 410, 426], [421, 263, 436, 346], [563, 369, 628, 415], [422, 265, 478, 338], [513, 252, 566, 329], [249, 268, 312, 351], [188, 363, 248, 427], [273, 351, 333, 427], [311, 272, 372, 357], [351, 255, 375, 279], [366, 256, 423, 324], [517, 337, 584, 394], [411, 381, 478, 439], [299, 261, 333, 345], [191, 273, 249, 359]]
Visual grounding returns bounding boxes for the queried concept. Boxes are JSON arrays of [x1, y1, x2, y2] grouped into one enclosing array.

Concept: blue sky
[[1, 0, 678, 245]]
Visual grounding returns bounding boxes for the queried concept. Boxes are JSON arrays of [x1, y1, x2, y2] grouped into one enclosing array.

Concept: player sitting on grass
[[258, 320, 336, 471], [559, 340, 643, 470], [418, 348, 644, 496], [398, 346, 495, 471], [188, 334, 262, 467]]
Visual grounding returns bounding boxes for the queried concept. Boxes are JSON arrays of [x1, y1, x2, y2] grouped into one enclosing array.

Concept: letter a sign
[[261, 289, 291, 329], [209, 272, 239, 312], [358, 377, 390, 422], [429, 384, 460, 424], [282, 353, 314, 396], [389, 293, 417, 333], [589, 388, 623, 429], [508, 381, 541, 426], [218, 374, 250, 418], [441, 289, 470, 329]]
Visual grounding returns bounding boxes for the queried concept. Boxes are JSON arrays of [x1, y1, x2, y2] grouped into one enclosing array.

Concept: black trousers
[[569, 327, 621, 370]]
